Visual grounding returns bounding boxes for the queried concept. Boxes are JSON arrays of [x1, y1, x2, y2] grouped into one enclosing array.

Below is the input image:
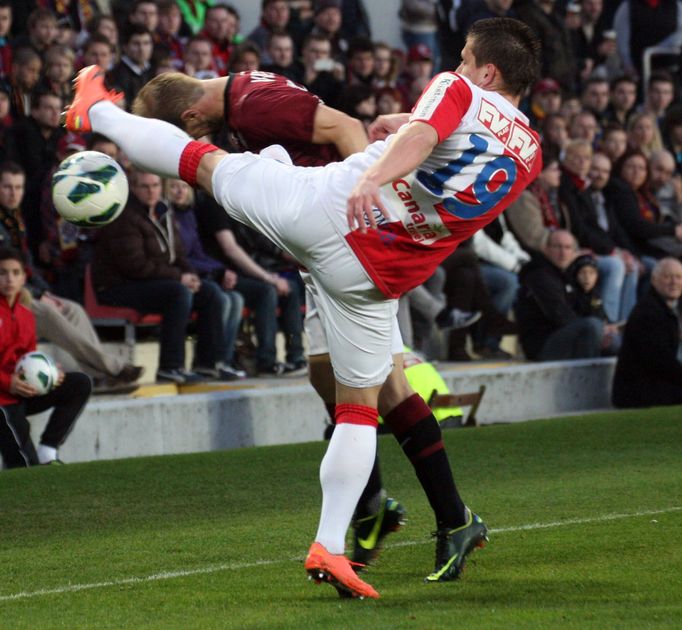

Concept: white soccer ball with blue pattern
[[14, 351, 60, 395], [52, 150, 128, 227]]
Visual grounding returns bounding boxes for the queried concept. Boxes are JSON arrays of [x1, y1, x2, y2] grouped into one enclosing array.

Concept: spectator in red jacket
[[0, 247, 91, 468]]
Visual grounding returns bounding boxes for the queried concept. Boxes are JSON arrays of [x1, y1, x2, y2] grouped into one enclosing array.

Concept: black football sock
[[384, 393, 467, 529]]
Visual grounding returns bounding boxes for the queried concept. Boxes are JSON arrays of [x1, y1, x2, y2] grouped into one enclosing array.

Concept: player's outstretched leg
[[64, 65, 219, 185]]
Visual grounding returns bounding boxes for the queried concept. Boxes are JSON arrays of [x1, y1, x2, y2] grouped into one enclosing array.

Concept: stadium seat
[[83, 264, 162, 346], [428, 385, 487, 428]]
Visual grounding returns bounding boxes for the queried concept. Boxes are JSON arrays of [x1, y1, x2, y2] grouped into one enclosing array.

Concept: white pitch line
[[1, 506, 680, 603]]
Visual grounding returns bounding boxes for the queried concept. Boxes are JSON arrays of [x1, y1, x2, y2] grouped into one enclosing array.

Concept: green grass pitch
[[1, 407, 681, 629]]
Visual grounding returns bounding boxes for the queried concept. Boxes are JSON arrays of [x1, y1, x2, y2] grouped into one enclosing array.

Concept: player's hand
[[347, 176, 391, 233], [367, 114, 410, 142], [40, 292, 65, 312], [9, 373, 39, 398], [222, 269, 238, 290]]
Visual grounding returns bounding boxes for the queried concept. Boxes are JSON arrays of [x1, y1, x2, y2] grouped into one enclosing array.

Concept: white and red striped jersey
[[325, 72, 542, 298]]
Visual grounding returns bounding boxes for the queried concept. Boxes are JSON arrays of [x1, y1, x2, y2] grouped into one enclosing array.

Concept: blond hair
[[132, 72, 204, 130]]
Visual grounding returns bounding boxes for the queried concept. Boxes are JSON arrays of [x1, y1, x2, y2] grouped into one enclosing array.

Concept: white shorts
[[302, 272, 403, 358], [211, 151, 398, 387]]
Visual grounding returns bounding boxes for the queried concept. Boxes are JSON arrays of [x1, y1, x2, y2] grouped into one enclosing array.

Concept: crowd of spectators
[[0, 0, 680, 402]]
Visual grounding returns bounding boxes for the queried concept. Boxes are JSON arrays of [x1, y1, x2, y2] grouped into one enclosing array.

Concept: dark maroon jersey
[[224, 71, 342, 167]]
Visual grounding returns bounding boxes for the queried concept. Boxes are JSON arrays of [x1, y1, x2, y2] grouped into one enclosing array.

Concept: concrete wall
[[29, 359, 617, 463]]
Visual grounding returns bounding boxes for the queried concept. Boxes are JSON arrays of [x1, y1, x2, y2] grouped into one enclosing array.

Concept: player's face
[[0, 259, 26, 302], [456, 39, 489, 88], [0, 173, 25, 210]]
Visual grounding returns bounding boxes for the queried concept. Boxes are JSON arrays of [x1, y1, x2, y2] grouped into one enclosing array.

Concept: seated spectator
[[568, 109, 599, 147], [9, 90, 64, 254], [0, 247, 92, 468], [440, 246, 517, 362], [166, 178, 245, 380], [507, 148, 571, 254], [528, 78, 563, 130], [397, 42, 434, 109], [516, 230, 613, 361], [183, 36, 219, 79], [92, 169, 231, 384], [155, 0, 186, 71], [299, 33, 345, 108], [372, 42, 398, 89], [567, 253, 620, 353], [0, 1, 12, 80], [541, 113, 569, 156], [201, 3, 242, 76], [612, 257, 682, 407], [560, 139, 638, 322], [648, 149, 682, 223], [79, 33, 116, 72], [375, 86, 404, 116], [304, 0, 348, 62], [227, 40, 261, 73], [193, 193, 309, 377], [13, 8, 58, 56], [346, 37, 375, 86], [609, 149, 682, 260], [85, 14, 119, 49], [639, 70, 676, 132], [471, 215, 530, 358], [9, 47, 42, 119], [127, 0, 158, 34], [109, 24, 155, 109], [581, 76, 610, 129], [39, 44, 75, 104], [598, 122, 627, 163], [0, 161, 143, 390], [248, 0, 291, 66], [604, 75, 637, 128], [627, 111, 664, 158], [261, 32, 302, 82]]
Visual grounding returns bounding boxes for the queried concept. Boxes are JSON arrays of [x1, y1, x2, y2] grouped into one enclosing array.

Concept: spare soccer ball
[[14, 351, 60, 395], [52, 150, 128, 227]]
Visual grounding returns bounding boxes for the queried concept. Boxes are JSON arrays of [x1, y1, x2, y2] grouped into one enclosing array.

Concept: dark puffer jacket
[[92, 195, 193, 291]]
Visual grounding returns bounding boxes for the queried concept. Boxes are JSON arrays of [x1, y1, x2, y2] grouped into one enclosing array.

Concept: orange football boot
[[63, 65, 123, 133], [304, 542, 380, 599]]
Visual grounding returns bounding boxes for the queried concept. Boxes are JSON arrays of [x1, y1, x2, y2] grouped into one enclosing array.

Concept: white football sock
[[315, 423, 376, 554], [89, 101, 191, 178], [37, 444, 58, 464]]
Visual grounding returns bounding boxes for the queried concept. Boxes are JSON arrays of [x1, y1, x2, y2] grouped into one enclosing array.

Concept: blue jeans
[[537, 317, 604, 361], [595, 255, 639, 322], [220, 289, 244, 366], [477, 263, 519, 349], [98, 278, 226, 370]]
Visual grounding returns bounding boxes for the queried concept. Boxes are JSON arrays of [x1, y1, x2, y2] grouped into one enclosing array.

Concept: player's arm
[[347, 120, 439, 232], [311, 103, 368, 156]]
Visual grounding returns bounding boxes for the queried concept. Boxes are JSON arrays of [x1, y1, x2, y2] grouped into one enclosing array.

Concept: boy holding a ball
[[0, 247, 91, 468]]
